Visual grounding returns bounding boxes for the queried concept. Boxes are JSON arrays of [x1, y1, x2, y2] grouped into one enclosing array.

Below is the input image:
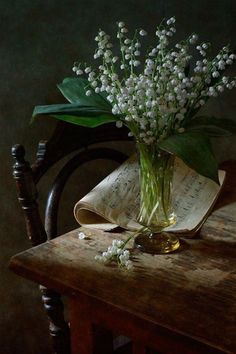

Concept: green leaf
[[159, 131, 219, 184], [33, 103, 114, 117], [57, 77, 111, 110], [32, 103, 118, 128], [185, 116, 236, 136], [51, 114, 117, 128]]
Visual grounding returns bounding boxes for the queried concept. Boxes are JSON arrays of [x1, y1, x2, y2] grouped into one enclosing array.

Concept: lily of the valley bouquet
[[33, 17, 236, 267]]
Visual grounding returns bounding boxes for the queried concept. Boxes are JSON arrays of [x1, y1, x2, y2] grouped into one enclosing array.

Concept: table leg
[[69, 295, 93, 354], [69, 294, 113, 354]]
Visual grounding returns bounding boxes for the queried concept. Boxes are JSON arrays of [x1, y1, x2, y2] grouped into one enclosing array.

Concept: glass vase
[[134, 143, 180, 254]]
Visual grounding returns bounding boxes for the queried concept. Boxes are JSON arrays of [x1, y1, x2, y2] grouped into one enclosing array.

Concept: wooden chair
[[11, 121, 236, 354], [11, 121, 130, 354]]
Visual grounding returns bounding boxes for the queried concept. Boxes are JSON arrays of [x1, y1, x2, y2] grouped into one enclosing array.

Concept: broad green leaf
[[51, 114, 117, 128], [57, 77, 111, 110], [185, 116, 236, 136], [33, 103, 114, 118], [159, 131, 219, 184], [32, 103, 118, 127]]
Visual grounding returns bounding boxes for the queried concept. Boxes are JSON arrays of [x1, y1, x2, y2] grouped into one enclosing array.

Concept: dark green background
[[1, 1, 236, 353]]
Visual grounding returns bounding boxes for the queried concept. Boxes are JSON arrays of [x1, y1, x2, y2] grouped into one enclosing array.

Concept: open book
[[74, 155, 226, 235]]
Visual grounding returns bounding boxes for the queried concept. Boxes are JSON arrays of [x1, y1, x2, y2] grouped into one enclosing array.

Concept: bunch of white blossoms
[[95, 239, 132, 269], [73, 17, 236, 145]]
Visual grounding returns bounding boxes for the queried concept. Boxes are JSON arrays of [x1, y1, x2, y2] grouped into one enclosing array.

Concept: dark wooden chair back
[[12, 121, 131, 354]]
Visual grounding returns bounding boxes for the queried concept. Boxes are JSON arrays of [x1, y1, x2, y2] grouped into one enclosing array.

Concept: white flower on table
[[95, 239, 133, 269], [78, 232, 86, 240]]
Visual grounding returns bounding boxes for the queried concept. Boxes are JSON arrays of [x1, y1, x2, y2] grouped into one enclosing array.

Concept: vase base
[[134, 232, 180, 254]]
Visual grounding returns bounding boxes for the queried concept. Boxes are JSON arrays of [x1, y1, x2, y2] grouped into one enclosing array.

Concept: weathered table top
[[9, 161, 236, 353]]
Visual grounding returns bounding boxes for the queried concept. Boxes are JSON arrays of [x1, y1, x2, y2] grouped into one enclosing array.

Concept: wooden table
[[9, 161, 236, 354]]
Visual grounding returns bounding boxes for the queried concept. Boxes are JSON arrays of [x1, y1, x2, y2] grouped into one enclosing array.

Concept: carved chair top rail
[[45, 147, 128, 240], [12, 122, 131, 246], [32, 122, 131, 183]]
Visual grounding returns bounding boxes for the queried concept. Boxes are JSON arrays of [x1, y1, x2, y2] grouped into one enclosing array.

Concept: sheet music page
[[165, 159, 225, 232], [74, 155, 225, 233], [74, 155, 140, 230]]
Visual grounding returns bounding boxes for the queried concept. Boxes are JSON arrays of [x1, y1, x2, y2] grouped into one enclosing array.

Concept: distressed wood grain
[[9, 161, 236, 353]]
